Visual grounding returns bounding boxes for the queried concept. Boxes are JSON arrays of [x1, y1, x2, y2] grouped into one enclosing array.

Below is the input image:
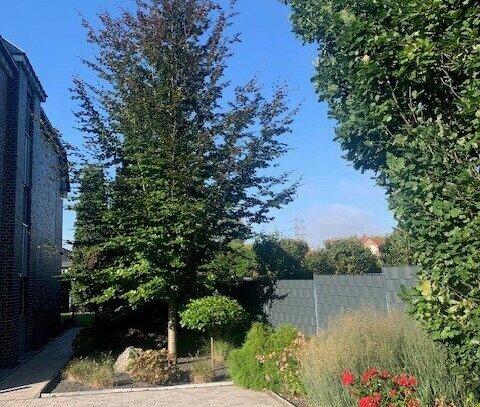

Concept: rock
[[114, 346, 142, 373]]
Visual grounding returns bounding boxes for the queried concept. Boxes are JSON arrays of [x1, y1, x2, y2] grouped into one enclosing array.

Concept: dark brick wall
[[27, 99, 63, 349], [0, 58, 21, 366], [0, 41, 64, 367]]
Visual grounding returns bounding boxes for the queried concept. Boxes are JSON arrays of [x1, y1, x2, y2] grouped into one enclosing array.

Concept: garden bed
[[46, 356, 229, 394]]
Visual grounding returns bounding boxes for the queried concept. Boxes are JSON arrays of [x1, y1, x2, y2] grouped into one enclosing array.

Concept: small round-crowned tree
[[180, 295, 247, 366]]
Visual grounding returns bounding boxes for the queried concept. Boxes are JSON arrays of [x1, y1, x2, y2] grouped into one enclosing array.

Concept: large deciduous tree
[[68, 165, 109, 307], [284, 0, 480, 394], [72, 0, 297, 358]]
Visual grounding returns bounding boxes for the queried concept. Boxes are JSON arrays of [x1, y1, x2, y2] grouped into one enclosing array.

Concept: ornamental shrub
[[228, 323, 305, 396], [299, 310, 467, 407], [180, 295, 247, 365], [127, 349, 176, 385]]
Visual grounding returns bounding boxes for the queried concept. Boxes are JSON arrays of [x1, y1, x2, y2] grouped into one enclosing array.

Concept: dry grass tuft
[[63, 355, 115, 389], [190, 360, 216, 383]]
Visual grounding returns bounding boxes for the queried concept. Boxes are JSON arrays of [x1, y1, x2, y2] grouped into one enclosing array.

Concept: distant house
[[359, 235, 385, 257], [0, 36, 69, 367]]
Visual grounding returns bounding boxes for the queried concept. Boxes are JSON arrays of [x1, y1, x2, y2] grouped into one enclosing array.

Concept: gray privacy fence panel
[[264, 267, 418, 334], [314, 274, 387, 329], [382, 266, 418, 309], [264, 279, 317, 335]]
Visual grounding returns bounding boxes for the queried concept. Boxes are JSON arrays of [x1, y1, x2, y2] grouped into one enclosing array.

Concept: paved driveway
[[0, 386, 286, 407]]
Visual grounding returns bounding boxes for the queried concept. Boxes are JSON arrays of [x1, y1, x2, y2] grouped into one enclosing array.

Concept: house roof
[[0, 36, 47, 100], [0, 36, 17, 77], [359, 235, 385, 247]]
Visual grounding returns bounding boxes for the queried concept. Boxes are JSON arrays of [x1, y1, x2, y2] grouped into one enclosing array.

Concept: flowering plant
[[340, 367, 421, 407], [255, 331, 307, 396]]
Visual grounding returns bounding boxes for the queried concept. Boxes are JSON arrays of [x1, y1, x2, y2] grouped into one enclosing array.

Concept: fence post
[[313, 275, 319, 333]]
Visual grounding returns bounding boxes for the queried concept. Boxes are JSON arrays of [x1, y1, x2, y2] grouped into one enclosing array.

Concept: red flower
[[392, 372, 417, 388], [389, 389, 397, 398], [382, 370, 390, 379], [361, 368, 380, 384], [358, 394, 381, 407], [407, 400, 421, 407], [341, 369, 355, 386]]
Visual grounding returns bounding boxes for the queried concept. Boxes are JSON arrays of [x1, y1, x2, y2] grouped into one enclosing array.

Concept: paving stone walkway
[[0, 328, 285, 406], [0, 385, 286, 406], [0, 329, 79, 401]]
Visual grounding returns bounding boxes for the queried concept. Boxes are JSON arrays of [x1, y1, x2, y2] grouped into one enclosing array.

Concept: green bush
[[63, 355, 114, 389], [128, 349, 176, 385], [228, 323, 305, 396], [381, 229, 415, 267], [308, 238, 381, 275], [299, 310, 467, 407]]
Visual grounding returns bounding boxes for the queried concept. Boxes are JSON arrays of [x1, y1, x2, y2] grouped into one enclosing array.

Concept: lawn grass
[[61, 312, 94, 328]]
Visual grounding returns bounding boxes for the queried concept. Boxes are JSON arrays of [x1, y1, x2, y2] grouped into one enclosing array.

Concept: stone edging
[[267, 391, 297, 407], [41, 380, 234, 398]]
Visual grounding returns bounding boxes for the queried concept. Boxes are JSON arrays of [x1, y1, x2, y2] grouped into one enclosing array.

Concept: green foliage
[[228, 323, 305, 396], [299, 310, 467, 407], [180, 295, 247, 337], [202, 242, 259, 286], [254, 235, 312, 279], [63, 355, 115, 389], [127, 349, 176, 385], [66, 165, 109, 306], [284, 0, 480, 394], [381, 229, 415, 267], [70, 0, 298, 353], [307, 237, 380, 275]]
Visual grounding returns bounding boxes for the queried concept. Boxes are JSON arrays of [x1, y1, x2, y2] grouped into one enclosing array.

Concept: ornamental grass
[[299, 309, 467, 407], [63, 355, 115, 389]]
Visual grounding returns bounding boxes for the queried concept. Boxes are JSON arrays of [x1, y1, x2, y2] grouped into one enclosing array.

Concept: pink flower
[[341, 369, 355, 386], [359, 394, 381, 407], [361, 368, 380, 384]]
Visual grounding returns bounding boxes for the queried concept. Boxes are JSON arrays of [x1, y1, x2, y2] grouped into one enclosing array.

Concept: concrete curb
[[35, 328, 80, 399], [267, 391, 297, 407], [41, 380, 234, 398], [0, 328, 76, 385]]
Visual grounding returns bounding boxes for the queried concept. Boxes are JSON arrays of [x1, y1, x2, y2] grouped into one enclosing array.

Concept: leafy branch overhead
[[284, 0, 480, 394]]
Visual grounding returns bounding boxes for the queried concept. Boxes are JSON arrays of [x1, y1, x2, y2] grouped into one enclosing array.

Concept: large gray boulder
[[114, 346, 142, 373]]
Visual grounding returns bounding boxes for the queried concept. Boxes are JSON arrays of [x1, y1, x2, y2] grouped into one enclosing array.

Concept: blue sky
[[0, 0, 395, 247]]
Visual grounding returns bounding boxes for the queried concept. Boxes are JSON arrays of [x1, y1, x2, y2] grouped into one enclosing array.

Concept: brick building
[[0, 36, 69, 367]]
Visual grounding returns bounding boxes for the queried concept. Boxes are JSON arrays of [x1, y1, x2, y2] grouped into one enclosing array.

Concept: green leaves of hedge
[[284, 0, 480, 397]]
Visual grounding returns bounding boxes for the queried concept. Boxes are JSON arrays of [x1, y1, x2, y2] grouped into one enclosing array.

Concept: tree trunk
[[167, 301, 177, 363]]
